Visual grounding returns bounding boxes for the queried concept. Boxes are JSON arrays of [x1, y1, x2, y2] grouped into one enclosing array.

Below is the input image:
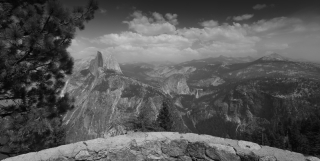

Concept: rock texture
[[3, 132, 319, 161], [88, 51, 122, 76], [161, 74, 190, 95], [258, 53, 288, 62], [145, 66, 196, 78], [190, 76, 225, 87]]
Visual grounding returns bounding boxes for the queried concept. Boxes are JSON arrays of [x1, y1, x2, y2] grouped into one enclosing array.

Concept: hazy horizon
[[64, 0, 320, 63]]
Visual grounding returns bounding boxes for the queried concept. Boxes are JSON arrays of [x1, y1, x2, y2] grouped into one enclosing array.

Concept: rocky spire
[[103, 52, 122, 74], [88, 51, 122, 77]]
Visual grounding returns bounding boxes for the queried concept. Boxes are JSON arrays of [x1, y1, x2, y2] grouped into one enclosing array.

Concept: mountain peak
[[258, 53, 288, 62], [88, 51, 122, 77], [103, 52, 123, 74]]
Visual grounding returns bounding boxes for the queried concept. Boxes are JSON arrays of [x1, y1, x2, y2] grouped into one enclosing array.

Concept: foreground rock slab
[[3, 132, 319, 161]]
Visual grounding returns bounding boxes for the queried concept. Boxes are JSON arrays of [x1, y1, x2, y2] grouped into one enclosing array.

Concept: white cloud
[[165, 13, 179, 25], [233, 14, 254, 21], [69, 10, 320, 63], [95, 31, 198, 62], [98, 31, 192, 49], [75, 13, 320, 63], [152, 12, 165, 22], [199, 20, 219, 28], [123, 11, 178, 36], [253, 4, 267, 10], [180, 25, 260, 57], [177, 24, 260, 44], [250, 17, 303, 33], [197, 42, 258, 57], [103, 45, 198, 63], [92, 22, 261, 62], [253, 4, 274, 10]]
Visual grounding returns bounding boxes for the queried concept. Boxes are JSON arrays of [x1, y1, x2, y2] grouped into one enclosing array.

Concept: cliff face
[[190, 76, 225, 87], [63, 52, 188, 143], [3, 132, 319, 161], [88, 51, 122, 77], [145, 66, 196, 78], [161, 74, 190, 95]]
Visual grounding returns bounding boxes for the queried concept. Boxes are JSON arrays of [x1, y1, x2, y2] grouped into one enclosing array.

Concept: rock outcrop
[[161, 74, 190, 95], [3, 132, 319, 161], [257, 53, 288, 62], [88, 51, 122, 77]]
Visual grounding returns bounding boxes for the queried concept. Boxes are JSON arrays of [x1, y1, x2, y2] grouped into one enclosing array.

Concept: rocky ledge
[[3, 132, 319, 161]]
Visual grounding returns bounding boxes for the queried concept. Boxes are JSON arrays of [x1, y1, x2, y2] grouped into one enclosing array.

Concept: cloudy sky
[[64, 0, 320, 63]]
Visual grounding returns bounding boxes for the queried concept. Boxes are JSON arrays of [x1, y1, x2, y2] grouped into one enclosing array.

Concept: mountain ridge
[[59, 51, 320, 156]]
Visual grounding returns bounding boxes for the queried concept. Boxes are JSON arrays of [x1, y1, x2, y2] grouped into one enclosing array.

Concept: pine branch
[[40, 11, 53, 33], [12, 47, 34, 66], [60, 1, 96, 27], [11, 9, 54, 67], [0, 96, 20, 101]]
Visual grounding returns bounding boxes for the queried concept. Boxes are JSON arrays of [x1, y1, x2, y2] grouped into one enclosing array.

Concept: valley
[[63, 51, 320, 155]]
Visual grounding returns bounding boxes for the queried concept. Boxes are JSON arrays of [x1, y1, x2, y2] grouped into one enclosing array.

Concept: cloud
[[69, 9, 320, 63], [123, 11, 178, 36], [176, 24, 260, 57], [253, 4, 267, 10], [103, 45, 198, 63], [197, 42, 258, 57], [100, 8, 107, 14], [94, 31, 198, 62], [95, 22, 260, 62], [233, 14, 254, 21], [253, 4, 275, 10], [249, 17, 303, 33], [98, 31, 192, 49], [265, 43, 289, 50], [165, 13, 179, 25], [74, 12, 320, 63], [177, 24, 260, 44], [199, 20, 219, 28]]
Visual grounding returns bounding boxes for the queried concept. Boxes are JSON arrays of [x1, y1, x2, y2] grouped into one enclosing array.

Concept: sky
[[64, 0, 320, 63]]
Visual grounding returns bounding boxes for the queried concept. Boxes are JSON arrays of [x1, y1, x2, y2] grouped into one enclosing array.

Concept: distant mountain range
[[63, 52, 320, 154]]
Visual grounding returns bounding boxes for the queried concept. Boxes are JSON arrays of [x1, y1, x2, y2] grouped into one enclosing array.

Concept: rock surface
[[258, 53, 288, 62], [161, 74, 190, 95], [190, 76, 225, 87], [3, 132, 319, 161], [89, 51, 122, 75]]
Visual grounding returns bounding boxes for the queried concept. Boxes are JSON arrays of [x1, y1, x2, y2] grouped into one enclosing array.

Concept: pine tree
[[0, 0, 98, 156], [128, 106, 160, 132], [157, 101, 173, 131]]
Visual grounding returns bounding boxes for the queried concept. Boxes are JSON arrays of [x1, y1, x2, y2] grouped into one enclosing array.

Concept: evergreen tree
[[157, 101, 173, 131], [0, 0, 98, 156], [128, 106, 160, 132]]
